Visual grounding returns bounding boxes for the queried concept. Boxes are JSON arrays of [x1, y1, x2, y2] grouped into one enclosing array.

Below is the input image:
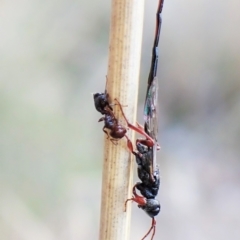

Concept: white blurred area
[[0, 0, 240, 239]]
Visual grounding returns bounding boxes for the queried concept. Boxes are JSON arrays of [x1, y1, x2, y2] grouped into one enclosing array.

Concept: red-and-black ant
[[93, 78, 155, 151], [125, 0, 165, 239]]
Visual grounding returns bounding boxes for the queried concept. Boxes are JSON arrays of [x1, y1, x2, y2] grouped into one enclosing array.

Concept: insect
[[125, 0, 164, 239], [93, 77, 155, 150], [125, 143, 160, 240], [125, 144, 159, 240]]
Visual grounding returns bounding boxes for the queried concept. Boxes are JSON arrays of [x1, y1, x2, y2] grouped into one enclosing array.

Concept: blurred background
[[1, 0, 240, 239]]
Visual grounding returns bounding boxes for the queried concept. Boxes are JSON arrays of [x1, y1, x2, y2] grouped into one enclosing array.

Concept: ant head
[[138, 199, 160, 218], [93, 92, 112, 114], [93, 92, 107, 102], [136, 142, 149, 154]]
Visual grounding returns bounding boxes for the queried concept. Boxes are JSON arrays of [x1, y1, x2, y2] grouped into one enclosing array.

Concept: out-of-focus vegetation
[[0, 0, 240, 239]]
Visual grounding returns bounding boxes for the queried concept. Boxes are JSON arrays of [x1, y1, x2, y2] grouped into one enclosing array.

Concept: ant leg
[[141, 218, 156, 240], [110, 138, 118, 145], [111, 103, 128, 107], [105, 105, 113, 112], [114, 98, 155, 147], [98, 117, 104, 122], [102, 127, 110, 139], [136, 122, 145, 130], [124, 135, 133, 152], [104, 75, 109, 95]]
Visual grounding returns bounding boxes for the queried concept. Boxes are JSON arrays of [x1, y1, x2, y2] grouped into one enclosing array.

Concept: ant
[[93, 77, 155, 150]]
